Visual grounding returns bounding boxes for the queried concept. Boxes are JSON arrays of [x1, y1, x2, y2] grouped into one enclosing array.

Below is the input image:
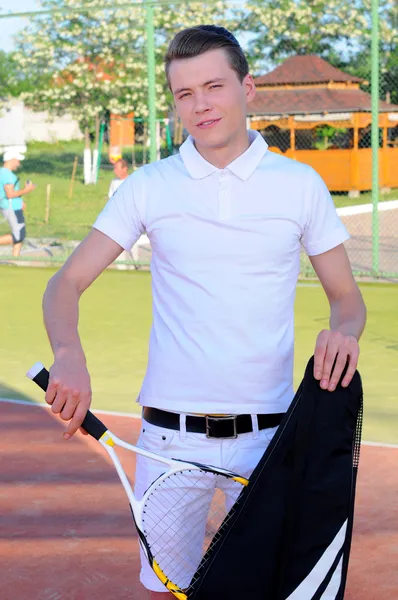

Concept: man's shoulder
[[0, 167, 16, 182], [136, 152, 184, 179], [263, 150, 312, 174], [261, 150, 324, 188]]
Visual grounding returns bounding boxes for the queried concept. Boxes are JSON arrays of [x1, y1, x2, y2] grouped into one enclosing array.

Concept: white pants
[[134, 415, 278, 593]]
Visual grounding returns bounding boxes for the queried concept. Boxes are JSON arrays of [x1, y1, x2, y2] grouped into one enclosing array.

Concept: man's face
[[169, 48, 256, 150], [9, 159, 20, 171]]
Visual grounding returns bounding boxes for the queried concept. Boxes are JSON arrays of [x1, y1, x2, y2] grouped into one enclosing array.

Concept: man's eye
[[179, 93, 190, 99], [210, 84, 222, 89]]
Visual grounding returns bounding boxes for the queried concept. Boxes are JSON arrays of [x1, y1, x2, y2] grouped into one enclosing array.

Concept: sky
[[0, 0, 251, 54], [0, 1, 250, 53], [0, 0, 40, 52]]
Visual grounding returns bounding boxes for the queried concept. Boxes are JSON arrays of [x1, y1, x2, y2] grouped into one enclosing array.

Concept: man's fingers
[[327, 351, 349, 391], [63, 398, 90, 440], [341, 360, 357, 388], [313, 330, 329, 379], [45, 379, 59, 405], [50, 385, 68, 415], [318, 335, 342, 389], [59, 390, 79, 421], [314, 331, 360, 391], [342, 345, 360, 387]]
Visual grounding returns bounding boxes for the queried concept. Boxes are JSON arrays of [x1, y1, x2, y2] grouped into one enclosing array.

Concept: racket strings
[[141, 468, 243, 591]]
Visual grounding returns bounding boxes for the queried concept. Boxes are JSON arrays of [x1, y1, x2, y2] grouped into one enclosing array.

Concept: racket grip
[[80, 411, 107, 440], [26, 362, 107, 440]]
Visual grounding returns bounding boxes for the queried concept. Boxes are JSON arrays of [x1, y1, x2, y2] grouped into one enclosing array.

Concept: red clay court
[[1, 401, 397, 600]]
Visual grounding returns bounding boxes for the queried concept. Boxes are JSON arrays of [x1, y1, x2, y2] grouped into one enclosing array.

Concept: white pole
[[83, 148, 92, 185], [45, 184, 51, 223], [92, 148, 99, 183]]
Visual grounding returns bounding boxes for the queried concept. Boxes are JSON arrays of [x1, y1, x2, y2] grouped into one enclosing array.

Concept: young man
[[108, 158, 129, 199], [0, 150, 36, 257], [42, 26, 366, 599]]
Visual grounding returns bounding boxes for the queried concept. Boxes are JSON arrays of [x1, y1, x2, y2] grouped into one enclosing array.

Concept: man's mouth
[[196, 118, 221, 129]]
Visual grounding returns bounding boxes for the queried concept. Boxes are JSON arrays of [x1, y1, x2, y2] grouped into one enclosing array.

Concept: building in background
[[0, 98, 83, 152], [249, 55, 398, 194]]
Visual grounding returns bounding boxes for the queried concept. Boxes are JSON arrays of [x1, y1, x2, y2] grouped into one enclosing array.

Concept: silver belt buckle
[[205, 415, 238, 439]]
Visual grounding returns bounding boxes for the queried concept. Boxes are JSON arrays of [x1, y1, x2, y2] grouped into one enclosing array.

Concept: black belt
[[143, 407, 284, 439]]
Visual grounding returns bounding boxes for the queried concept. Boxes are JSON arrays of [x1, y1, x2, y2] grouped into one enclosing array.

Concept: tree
[[237, 0, 368, 74], [13, 0, 231, 182], [0, 50, 48, 99]]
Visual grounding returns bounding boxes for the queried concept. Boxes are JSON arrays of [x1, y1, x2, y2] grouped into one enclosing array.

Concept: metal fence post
[[371, 0, 380, 274], [145, 0, 157, 164]]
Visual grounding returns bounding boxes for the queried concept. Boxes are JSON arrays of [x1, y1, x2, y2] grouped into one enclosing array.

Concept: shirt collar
[[179, 130, 268, 181]]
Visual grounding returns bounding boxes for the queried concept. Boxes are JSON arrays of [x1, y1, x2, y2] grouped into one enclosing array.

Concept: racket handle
[[26, 362, 107, 440]]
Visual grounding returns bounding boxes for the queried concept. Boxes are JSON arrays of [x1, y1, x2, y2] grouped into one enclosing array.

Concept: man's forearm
[[7, 189, 29, 199], [329, 287, 367, 341], [43, 272, 85, 360]]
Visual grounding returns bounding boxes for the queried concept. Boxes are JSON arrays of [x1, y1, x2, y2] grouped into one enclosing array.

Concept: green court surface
[[1, 266, 397, 443]]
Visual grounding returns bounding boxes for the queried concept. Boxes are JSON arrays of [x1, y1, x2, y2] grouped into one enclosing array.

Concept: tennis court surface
[[1, 401, 397, 600]]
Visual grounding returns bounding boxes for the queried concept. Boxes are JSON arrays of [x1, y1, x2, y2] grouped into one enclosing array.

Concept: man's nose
[[194, 93, 212, 114]]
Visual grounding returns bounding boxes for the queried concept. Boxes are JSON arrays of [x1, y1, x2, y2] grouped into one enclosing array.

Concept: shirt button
[[220, 171, 226, 179]]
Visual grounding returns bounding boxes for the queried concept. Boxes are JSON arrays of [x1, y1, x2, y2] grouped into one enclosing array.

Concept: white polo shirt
[[94, 130, 349, 414]]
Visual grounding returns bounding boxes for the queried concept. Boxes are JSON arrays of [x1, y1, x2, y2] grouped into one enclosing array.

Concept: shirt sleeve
[[93, 171, 146, 251], [2, 170, 17, 187], [301, 169, 350, 256]]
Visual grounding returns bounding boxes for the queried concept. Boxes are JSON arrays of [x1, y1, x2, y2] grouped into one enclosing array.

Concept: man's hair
[[164, 25, 249, 87], [115, 158, 129, 169]]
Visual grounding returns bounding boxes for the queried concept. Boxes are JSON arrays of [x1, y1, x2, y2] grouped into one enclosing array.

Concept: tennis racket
[[27, 362, 249, 599]]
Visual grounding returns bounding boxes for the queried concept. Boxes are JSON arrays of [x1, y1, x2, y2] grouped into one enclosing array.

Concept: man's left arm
[[309, 243, 366, 392]]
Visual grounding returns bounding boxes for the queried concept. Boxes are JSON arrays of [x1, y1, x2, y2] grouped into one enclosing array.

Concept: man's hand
[[45, 355, 92, 439], [24, 181, 36, 193], [313, 329, 359, 392]]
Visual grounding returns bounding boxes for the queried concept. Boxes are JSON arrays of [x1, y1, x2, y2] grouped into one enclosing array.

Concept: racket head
[[136, 462, 248, 598]]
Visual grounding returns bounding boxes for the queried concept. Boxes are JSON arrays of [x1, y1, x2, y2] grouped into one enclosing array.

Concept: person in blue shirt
[[0, 149, 36, 257]]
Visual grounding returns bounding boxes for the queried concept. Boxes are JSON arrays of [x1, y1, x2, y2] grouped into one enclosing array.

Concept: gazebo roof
[[248, 87, 398, 115], [254, 55, 363, 86]]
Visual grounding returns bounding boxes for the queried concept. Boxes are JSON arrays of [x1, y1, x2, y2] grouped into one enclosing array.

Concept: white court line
[[336, 199, 398, 217], [361, 440, 398, 449], [0, 396, 140, 419], [1, 396, 397, 448]]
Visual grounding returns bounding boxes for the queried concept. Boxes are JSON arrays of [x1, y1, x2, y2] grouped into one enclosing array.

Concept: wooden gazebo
[[249, 55, 398, 193]]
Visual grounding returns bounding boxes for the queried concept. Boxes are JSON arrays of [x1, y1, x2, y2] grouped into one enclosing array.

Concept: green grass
[[0, 141, 396, 242], [1, 265, 397, 444]]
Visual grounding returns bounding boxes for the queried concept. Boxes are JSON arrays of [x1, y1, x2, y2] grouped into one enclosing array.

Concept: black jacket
[[190, 356, 363, 600]]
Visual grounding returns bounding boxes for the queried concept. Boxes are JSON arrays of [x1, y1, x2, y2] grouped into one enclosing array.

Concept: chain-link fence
[[0, 0, 397, 278]]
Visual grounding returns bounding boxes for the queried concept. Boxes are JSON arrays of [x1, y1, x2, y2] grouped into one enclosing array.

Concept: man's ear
[[243, 73, 256, 104]]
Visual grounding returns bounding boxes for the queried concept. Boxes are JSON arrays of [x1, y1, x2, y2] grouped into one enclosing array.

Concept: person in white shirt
[[108, 158, 129, 199], [107, 158, 138, 264], [41, 25, 366, 599]]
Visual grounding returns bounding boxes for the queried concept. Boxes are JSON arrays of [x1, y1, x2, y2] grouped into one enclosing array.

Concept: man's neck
[[194, 130, 250, 169]]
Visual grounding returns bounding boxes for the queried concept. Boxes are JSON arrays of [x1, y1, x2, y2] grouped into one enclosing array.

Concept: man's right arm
[[4, 182, 35, 198], [43, 228, 124, 439]]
